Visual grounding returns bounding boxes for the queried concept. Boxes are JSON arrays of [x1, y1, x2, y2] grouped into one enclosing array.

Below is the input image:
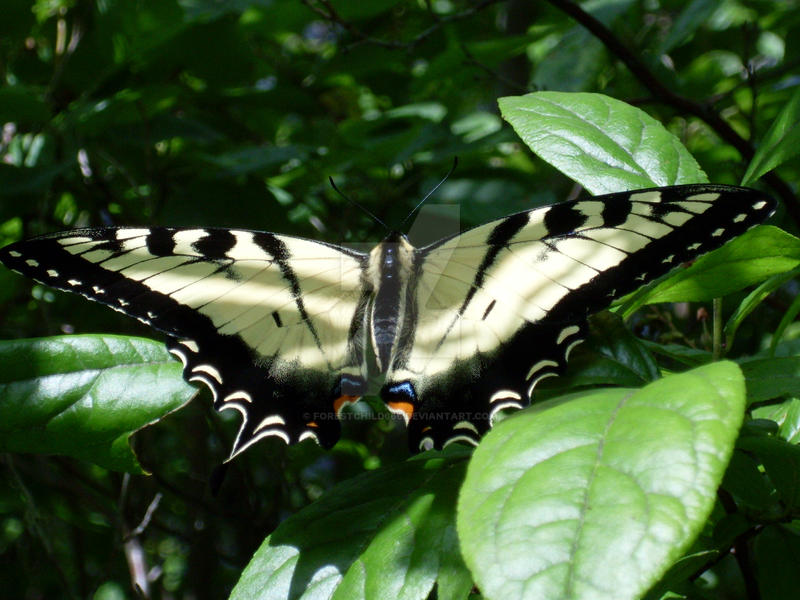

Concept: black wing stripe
[[429, 212, 530, 353], [252, 232, 328, 367]]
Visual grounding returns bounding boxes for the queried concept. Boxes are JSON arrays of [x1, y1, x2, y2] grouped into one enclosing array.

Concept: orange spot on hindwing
[[387, 401, 414, 424], [333, 395, 360, 415]]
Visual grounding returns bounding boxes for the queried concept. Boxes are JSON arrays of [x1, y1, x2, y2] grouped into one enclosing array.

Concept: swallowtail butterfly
[[0, 185, 774, 456]]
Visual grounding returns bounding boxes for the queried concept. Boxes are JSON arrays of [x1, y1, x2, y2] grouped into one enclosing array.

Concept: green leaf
[[752, 398, 800, 444], [498, 91, 707, 193], [0, 86, 49, 127], [724, 266, 800, 351], [737, 435, 800, 511], [739, 356, 800, 404], [621, 226, 800, 315], [640, 341, 712, 369], [754, 525, 800, 599], [742, 85, 800, 185], [770, 288, 800, 355], [536, 312, 659, 400], [0, 335, 196, 473], [722, 449, 776, 511], [657, 0, 720, 54], [231, 448, 473, 600], [457, 362, 745, 600]]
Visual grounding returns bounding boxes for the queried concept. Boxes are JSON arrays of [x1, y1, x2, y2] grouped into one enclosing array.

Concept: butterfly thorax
[[368, 232, 416, 372]]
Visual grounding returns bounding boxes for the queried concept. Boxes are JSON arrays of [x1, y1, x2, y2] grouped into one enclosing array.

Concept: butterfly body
[[0, 185, 775, 456]]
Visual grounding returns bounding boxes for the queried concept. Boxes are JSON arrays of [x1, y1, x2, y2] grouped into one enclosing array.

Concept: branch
[[302, 0, 506, 50], [546, 0, 800, 227]]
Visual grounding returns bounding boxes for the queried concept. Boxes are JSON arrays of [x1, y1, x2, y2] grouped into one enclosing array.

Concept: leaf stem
[[713, 297, 723, 360]]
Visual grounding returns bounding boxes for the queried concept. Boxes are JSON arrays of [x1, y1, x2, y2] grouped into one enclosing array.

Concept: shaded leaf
[[738, 435, 800, 511], [742, 85, 800, 185], [739, 356, 800, 404], [722, 449, 776, 511], [725, 266, 800, 351], [754, 525, 800, 599]]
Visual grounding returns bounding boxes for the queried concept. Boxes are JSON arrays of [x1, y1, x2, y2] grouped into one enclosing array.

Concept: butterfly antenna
[[328, 176, 389, 232], [399, 157, 459, 228]]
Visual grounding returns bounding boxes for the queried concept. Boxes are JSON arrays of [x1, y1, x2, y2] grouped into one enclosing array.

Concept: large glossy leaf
[[498, 91, 707, 193], [0, 335, 196, 473], [231, 447, 473, 600], [742, 85, 800, 185], [457, 362, 746, 600]]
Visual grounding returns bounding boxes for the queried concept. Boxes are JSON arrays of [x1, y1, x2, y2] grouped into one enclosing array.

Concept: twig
[[459, 43, 532, 94], [302, 0, 507, 50], [126, 493, 163, 539]]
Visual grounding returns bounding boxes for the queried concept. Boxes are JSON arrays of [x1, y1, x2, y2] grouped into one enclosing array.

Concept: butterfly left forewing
[[0, 227, 370, 457], [383, 185, 775, 451]]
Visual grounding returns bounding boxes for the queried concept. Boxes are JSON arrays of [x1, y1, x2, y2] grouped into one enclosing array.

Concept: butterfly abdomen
[[368, 233, 416, 372]]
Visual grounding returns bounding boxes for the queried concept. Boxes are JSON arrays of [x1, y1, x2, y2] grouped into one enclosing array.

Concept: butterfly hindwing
[[0, 227, 370, 456], [382, 185, 775, 451]]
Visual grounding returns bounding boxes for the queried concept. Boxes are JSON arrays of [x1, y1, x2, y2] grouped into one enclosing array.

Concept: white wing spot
[[564, 338, 584, 361], [688, 242, 701, 251], [168, 347, 189, 368], [115, 228, 150, 240], [299, 430, 319, 444], [181, 340, 200, 353], [629, 191, 661, 203], [526, 359, 558, 381], [687, 193, 719, 202], [754, 201, 767, 210], [92, 285, 104, 294], [557, 325, 580, 345], [223, 390, 252, 403], [443, 434, 478, 448], [191, 364, 223, 384], [187, 374, 219, 402], [219, 402, 248, 420], [47, 269, 59, 277], [9, 250, 21, 257], [452, 420, 479, 435], [528, 372, 557, 397], [662, 254, 675, 264], [254, 415, 287, 433], [489, 399, 524, 422], [490, 389, 522, 403], [118, 298, 129, 306], [67, 279, 81, 286], [712, 227, 725, 237], [26, 259, 39, 267], [733, 213, 747, 223]]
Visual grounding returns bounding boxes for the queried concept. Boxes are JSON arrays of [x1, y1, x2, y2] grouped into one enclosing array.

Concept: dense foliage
[[1, 1, 800, 599]]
